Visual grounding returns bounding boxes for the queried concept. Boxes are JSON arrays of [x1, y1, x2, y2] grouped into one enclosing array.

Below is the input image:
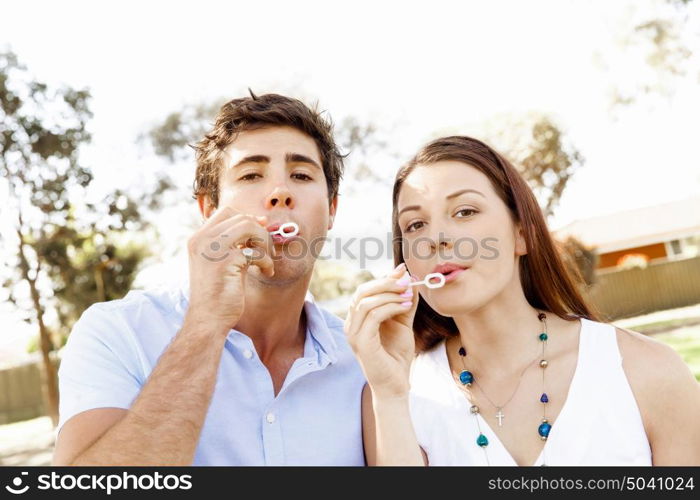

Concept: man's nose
[[265, 184, 295, 209]]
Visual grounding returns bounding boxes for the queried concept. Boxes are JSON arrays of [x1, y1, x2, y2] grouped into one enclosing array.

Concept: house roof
[[553, 196, 700, 254]]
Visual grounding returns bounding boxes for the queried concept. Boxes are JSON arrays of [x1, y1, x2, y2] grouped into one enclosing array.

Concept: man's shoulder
[[83, 285, 186, 320], [68, 285, 186, 352]]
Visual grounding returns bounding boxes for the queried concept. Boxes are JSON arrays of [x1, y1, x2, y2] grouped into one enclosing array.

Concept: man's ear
[[515, 222, 528, 256], [197, 194, 216, 220], [328, 195, 338, 230]]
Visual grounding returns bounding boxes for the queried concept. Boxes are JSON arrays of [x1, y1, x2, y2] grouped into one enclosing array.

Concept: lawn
[[639, 323, 700, 382]]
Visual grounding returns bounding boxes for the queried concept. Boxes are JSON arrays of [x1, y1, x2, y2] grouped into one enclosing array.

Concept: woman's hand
[[344, 263, 419, 399]]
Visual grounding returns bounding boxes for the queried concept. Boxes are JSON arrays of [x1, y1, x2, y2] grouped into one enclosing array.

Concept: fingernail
[[396, 276, 410, 287], [401, 301, 412, 307], [400, 289, 413, 298]]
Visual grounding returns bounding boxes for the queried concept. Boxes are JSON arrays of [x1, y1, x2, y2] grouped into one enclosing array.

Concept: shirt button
[[266, 412, 276, 424], [243, 349, 253, 359]]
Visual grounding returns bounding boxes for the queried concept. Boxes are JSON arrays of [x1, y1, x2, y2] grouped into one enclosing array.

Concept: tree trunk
[[16, 226, 60, 427]]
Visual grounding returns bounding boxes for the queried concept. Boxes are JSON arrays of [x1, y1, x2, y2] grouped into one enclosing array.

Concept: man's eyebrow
[[398, 189, 485, 217], [286, 153, 321, 170], [231, 155, 270, 169]]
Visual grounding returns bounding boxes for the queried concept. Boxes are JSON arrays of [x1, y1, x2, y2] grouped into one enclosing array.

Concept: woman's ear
[[515, 223, 528, 256]]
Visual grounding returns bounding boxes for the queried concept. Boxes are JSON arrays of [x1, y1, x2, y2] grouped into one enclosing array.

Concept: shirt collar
[[178, 282, 338, 365]]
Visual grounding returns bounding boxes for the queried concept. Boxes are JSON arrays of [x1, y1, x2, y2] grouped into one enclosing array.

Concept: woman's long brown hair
[[392, 136, 598, 351]]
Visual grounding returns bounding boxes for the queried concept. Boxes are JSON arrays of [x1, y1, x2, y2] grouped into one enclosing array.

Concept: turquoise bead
[[539, 333, 548, 341], [538, 422, 552, 439], [459, 370, 474, 386], [476, 434, 489, 447]]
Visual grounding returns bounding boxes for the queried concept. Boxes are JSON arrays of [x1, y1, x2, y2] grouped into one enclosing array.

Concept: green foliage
[[474, 113, 585, 217], [310, 261, 374, 302], [557, 236, 599, 288], [1, 50, 168, 348]]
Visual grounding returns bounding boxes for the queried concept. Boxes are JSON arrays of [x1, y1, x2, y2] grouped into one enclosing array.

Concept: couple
[[53, 93, 700, 466]]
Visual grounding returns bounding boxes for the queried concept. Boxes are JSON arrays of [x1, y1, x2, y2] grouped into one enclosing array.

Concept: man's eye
[[293, 173, 312, 181], [240, 173, 261, 181]]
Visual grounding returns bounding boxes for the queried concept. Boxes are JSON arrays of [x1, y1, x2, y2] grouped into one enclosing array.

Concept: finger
[[227, 245, 276, 278], [244, 245, 276, 277], [353, 302, 414, 353], [207, 212, 267, 240], [201, 205, 238, 229], [347, 291, 414, 339], [220, 218, 276, 263], [393, 281, 419, 328], [387, 262, 407, 278], [351, 272, 413, 307]]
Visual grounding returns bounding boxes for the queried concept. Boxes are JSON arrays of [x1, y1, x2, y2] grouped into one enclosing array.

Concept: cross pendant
[[495, 408, 505, 427]]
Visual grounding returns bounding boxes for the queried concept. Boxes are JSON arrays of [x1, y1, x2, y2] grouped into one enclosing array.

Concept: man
[[53, 92, 366, 465]]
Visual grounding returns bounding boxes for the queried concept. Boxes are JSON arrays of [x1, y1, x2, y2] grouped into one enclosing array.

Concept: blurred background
[[1, 0, 699, 465]]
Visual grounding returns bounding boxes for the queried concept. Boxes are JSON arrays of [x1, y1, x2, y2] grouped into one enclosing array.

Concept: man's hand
[[186, 206, 276, 334]]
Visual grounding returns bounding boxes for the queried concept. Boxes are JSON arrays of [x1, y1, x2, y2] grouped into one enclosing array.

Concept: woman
[[344, 136, 700, 466]]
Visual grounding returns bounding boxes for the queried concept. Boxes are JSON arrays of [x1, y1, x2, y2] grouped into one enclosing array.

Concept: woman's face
[[396, 161, 527, 317]]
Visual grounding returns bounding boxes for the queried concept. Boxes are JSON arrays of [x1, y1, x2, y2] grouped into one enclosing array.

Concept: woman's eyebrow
[[398, 189, 485, 216], [446, 188, 485, 200]]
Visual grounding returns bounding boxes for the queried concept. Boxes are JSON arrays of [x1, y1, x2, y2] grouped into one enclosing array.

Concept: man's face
[[202, 125, 337, 285]]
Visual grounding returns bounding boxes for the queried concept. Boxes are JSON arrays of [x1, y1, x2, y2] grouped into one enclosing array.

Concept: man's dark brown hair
[[193, 91, 344, 207]]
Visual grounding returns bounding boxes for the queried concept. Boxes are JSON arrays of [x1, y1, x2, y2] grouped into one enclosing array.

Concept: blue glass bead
[[476, 434, 489, 447], [459, 370, 474, 386], [540, 393, 549, 403], [538, 422, 552, 439], [539, 333, 548, 341]]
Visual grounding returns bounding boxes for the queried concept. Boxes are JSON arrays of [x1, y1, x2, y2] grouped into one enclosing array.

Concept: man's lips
[[266, 222, 299, 243]]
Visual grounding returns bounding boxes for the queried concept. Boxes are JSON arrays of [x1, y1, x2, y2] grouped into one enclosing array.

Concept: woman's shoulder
[[611, 322, 700, 443], [612, 323, 692, 385]]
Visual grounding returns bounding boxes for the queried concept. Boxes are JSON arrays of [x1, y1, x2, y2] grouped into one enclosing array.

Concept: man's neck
[[233, 271, 312, 361]]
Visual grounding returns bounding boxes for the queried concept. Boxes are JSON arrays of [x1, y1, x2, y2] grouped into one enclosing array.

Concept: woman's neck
[[451, 283, 544, 375]]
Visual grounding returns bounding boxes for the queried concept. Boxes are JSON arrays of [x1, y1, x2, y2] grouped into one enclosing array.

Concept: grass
[[651, 324, 700, 382]]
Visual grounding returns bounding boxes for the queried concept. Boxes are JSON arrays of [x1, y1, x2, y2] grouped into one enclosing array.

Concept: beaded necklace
[[456, 312, 551, 466]]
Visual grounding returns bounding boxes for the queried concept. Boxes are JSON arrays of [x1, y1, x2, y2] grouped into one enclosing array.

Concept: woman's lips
[[443, 268, 467, 283]]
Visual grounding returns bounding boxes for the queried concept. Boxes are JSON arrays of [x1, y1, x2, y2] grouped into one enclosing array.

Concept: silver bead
[[470, 405, 479, 414], [539, 359, 548, 368]]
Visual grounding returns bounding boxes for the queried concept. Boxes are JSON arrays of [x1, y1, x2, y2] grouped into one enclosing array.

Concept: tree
[[0, 51, 169, 425], [601, 0, 696, 110], [457, 113, 585, 218], [556, 236, 599, 288]]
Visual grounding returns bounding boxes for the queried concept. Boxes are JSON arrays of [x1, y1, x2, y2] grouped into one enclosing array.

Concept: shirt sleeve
[[57, 303, 144, 434]]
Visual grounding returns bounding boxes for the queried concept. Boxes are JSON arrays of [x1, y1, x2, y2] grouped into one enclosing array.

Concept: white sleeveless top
[[408, 318, 652, 466]]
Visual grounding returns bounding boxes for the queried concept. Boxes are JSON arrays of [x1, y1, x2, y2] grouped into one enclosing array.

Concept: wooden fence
[[586, 256, 700, 321]]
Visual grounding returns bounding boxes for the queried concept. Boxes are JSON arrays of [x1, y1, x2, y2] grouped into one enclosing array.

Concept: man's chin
[[252, 260, 311, 286]]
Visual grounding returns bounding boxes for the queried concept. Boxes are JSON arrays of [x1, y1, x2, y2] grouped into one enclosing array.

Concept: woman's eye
[[293, 173, 312, 181], [240, 173, 261, 181], [405, 221, 424, 233], [455, 208, 477, 218]]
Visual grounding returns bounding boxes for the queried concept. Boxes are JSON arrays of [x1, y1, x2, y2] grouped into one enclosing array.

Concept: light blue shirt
[[57, 284, 367, 465]]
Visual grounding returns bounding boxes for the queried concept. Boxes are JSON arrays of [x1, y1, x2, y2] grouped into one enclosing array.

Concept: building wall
[[587, 255, 700, 320], [598, 242, 668, 269]]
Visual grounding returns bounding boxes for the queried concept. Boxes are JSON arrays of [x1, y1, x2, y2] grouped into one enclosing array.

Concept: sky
[[1, 0, 700, 357]]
